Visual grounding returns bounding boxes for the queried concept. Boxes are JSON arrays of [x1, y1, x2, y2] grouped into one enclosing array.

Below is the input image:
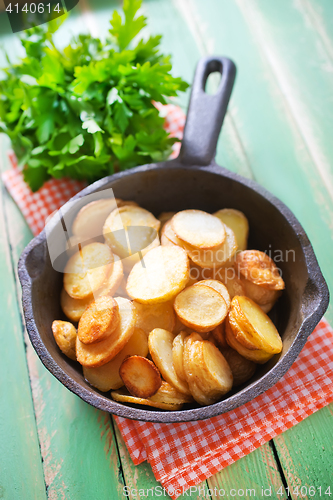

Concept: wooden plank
[[297, 0, 333, 63], [1, 144, 124, 499], [209, 443, 288, 500], [0, 136, 47, 499], [113, 418, 211, 500], [240, 0, 333, 202], [273, 406, 333, 500]]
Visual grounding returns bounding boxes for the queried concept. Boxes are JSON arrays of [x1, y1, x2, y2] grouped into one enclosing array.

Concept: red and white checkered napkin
[[1, 103, 185, 236], [115, 319, 333, 498], [2, 103, 333, 498]]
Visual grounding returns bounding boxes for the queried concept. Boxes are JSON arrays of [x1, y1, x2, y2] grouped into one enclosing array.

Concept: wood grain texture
[[0, 137, 46, 500], [208, 443, 288, 499], [274, 406, 333, 499]]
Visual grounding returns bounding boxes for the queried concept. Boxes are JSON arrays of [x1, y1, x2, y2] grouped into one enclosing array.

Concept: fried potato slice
[[111, 389, 184, 410], [182, 333, 217, 405], [97, 255, 124, 297], [241, 276, 281, 307], [235, 250, 285, 290], [103, 205, 160, 259], [171, 210, 226, 249], [211, 322, 227, 348], [174, 284, 228, 333], [134, 301, 176, 335], [211, 266, 245, 299], [221, 347, 256, 387], [61, 256, 124, 323], [158, 211, 176, 233], [194, 341, 233, 398], [232, 296, 283, 354], [161, 220, 185, 247], [83, 327, 148, 391], [194, 279, 231, 310], [172, 331, 189, 381], [52, 320, 77, 361], [148, 328, 191, 395], [150, 381, 194, 404], [78, 296, 120, 345], [189, 225, 237, 268], [72, 198, 122, 241], [64, 243, 113, 299], [121, 235, 160, 271], [60, 288, 92, 323], [214, 209, 249, 251], [225, 316, 274, 364], [259, 301, 276, 314], [228, 305, 260, 351], [76, 297, 136, 367], [126, 246, 190, 304], [119, 356, 162, 398]]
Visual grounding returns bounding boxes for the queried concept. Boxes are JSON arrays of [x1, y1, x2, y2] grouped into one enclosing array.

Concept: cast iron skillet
[[18, 56, 329, 423]]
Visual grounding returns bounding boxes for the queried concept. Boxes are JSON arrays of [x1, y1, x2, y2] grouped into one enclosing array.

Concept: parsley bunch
[[0, 0, 188, 191]]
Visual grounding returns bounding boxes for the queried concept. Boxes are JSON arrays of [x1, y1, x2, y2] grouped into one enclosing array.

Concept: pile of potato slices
[[51, 198, 285, 410]]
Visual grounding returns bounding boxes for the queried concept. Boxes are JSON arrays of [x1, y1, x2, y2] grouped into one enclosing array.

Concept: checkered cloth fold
[[2, 104, 333, 499]]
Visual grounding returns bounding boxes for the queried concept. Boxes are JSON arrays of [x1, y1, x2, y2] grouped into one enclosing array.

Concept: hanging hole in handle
[[203, 59, 223, 95], [205, 71, 222, 95]]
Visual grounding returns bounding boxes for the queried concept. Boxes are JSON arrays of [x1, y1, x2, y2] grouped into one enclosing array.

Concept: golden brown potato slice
[[126, 246, 189, 304], [134, 301, 176, 335], [76, 297, 136, 367], [172, 331, 189, 381], [211, 322, 227, 348], [225, 316, 274, 364], [148, 328, 191, 395], [111, 389, 184, 410], [232, 296, 283, 354], [158, 211, 176, 234], [52, 320, 77, 361], [103, 205, 160, 259], [64, 243, 113, 299], [121, 235, 160, 271], [171, 210, 225, 249], [77, 296, 119, 345], [72, 198, 122, 241], [228, 305, 260, 351], [189, 226, 237, 268], [119, 356, 162, 398], [212, 266, 245, 299], [194, 279, 231, 310], [83, 327, 148, 391], [182, 333, 216, 405], [240, 276, 281, 313], [221, 347, 256, 387], [60, 288, 92, 323], [161, 220, 185, 247], [66, 235, 91, 257], [61, 256, 124, 323], [235, 250, 285, 290], [150, 381, 194, 404], [195, 341, 233, 399], [214, 209, 249, 251], [174, 284, 228, 333], [97, 255, 124, 297], [259, 301, 276, 314]]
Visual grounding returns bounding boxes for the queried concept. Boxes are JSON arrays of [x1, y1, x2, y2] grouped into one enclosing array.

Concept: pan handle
[[179, 56, 236, 166]]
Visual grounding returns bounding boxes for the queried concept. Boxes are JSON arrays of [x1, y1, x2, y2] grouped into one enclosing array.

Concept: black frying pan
[[18, 56, 329, 423]]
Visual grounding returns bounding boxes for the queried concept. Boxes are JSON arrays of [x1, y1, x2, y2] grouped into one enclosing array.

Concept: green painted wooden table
[[1, 1, 333, 499]]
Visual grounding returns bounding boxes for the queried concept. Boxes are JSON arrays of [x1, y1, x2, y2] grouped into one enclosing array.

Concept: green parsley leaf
[[0, 0, 188, 191]]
